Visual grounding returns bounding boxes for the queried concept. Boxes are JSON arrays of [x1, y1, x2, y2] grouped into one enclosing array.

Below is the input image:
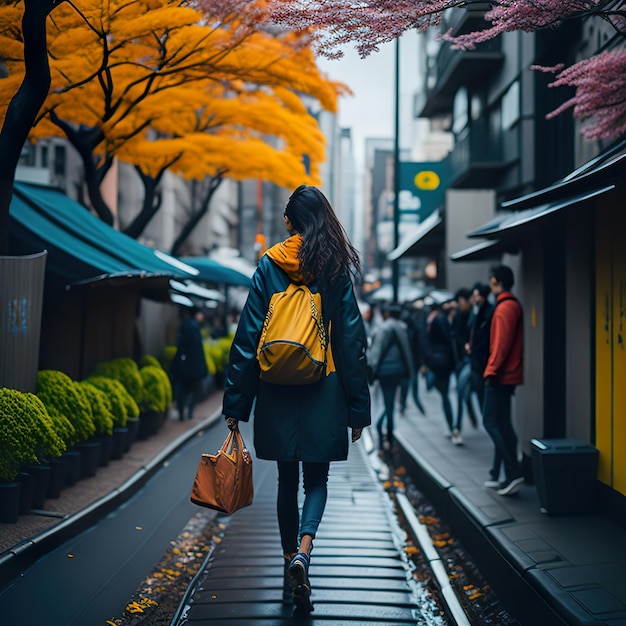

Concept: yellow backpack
[[256, 282, 327, 385]]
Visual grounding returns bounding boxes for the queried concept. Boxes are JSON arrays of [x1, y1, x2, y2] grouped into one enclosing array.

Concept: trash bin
[[530, 438, 598, 515]]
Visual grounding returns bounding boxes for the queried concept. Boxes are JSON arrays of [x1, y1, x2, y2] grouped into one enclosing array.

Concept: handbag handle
[[221, 427, 252, 466]]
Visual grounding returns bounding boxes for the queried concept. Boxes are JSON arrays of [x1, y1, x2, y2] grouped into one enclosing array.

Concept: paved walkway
[[3, 378, 626, 626], [173, 433, 424, 625], [387, 378, 626, 626]]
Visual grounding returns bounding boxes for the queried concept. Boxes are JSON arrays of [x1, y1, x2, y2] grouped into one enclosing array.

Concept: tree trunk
[[0, 0, 57, 255], [49, 114, 114, 225], [122, 168, 164, 239], [170, 175, 223, 256]]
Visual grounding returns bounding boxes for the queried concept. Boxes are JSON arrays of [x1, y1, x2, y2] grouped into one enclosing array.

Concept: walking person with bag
[[222, 185, 371, 613], [367, 303, 415, 453]]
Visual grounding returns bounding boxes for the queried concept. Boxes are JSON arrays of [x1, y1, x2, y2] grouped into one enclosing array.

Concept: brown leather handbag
[[190, 427, 254, 514]]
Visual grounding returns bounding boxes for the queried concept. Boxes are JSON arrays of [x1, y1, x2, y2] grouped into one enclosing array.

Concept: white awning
[[387, 211, 443, 261]]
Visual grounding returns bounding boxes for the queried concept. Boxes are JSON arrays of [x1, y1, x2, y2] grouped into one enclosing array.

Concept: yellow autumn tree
[[0, 0, 344, 243]]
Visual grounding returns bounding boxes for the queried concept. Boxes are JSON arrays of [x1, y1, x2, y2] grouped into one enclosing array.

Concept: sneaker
[[282, 558, 293, 603], [497, 476, 524, 496], [483, 479, 501, 489], [288, 553, 313, 612], [451, 430, 463, 446]]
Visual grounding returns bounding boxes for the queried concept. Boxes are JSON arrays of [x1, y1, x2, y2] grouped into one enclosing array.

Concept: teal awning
[[9, 183, 199, 290], [181, 256, 252, 287]]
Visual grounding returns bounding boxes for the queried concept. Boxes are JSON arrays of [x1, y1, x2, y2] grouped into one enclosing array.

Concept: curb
[[362, 429, 471, 626], [393, 429, 573, 626], [0, 410, 223, 591]]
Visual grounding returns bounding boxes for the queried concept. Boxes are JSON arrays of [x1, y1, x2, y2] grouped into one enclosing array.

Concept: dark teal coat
[[223, 255, 371, 463]]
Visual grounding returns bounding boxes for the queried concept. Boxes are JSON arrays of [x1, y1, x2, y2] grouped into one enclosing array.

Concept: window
[[54, 145, 66, 176], [471, 93, 482, 121], [452, 87, 468, 134], [501, 80, 520, 131]]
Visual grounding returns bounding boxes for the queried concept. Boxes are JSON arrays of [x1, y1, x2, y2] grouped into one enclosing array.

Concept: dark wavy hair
[[284, 185, 361, 285]]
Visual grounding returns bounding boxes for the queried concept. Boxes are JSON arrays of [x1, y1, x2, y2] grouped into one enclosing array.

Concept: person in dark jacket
[[467, 283, 494, 410], [399, 305, 426, 416], [367, 303, 415, 453], [170, 307, 208, 421], [467, 283, 499, 485], [451, 287, 478, 444], [222, 185, 371, 613], [483, 265, 524, 497], [423, 301, 456, 436]]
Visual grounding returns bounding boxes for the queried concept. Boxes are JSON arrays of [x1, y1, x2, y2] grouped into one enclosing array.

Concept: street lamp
[[392, 38, 400, 304]]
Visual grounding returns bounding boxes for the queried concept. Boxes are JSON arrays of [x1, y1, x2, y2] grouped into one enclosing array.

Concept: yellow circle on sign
[[414, 171, 440, 190]]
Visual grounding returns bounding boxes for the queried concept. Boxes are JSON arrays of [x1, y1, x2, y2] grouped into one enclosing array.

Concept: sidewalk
[[171, 425, 427, 625], [0, 392, 224, 589], [389, 378, 626, 626], [3, 381, 626, 625]]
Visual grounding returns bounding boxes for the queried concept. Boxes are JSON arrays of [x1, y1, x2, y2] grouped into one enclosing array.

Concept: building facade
[[414, 6, 626, 519]]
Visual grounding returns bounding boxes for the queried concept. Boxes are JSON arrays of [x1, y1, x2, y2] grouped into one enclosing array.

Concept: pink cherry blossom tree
[[269, 0, 626, 139]]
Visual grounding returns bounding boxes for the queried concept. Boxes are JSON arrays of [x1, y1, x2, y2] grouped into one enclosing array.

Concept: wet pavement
[[388, 380, 626, 626], [1, 379, 625, 625], [172, 431, 441, 625]]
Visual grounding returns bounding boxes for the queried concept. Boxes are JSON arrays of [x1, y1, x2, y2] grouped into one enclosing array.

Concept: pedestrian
[[482, 265, 524, 496], [451, 287, 479, 444], [170, 307, 208, 421], [222, 185, 371, 613], [467, 283, 494, 412], [398, 304, 426, 416], [367, 303, 415, 453], [422, 300, 456, 439], [467, 283, 499, 485]]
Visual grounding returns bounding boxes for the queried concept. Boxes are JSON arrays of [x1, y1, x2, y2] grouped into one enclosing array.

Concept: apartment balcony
[[446, 4, 493, 36], [448, 119, 511, 189], [417, 37, 504, 118]]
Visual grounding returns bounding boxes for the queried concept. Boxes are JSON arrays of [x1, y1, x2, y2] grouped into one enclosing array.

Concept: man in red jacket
[[483, 265, 524, 496]]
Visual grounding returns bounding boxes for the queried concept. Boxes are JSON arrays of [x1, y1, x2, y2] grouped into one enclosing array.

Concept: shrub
[[163, 346, 177, 373], [78, 382, 115, 436], [84, 376, 140, 427], [202, 344, 218, 375], [0, 388, 66, 482], [138, 354, 162, 369], [91, 357, 144, 407], [37, 370, 95, 444], [139, 365, 172, 413]]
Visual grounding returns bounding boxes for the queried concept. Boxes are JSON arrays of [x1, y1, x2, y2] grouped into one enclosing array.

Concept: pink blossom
[[267, 0, 626, 139]]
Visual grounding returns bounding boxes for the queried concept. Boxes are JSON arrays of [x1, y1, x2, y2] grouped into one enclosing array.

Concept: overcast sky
[[316, 31, 421, 172]]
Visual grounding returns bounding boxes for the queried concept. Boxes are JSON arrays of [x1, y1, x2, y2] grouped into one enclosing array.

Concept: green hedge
[[78, 381, 115, 436], [91, 357, 144, 407], [0, 388, 66, 481], [84, 376, 140, 427], [37, 370, 95, 445]]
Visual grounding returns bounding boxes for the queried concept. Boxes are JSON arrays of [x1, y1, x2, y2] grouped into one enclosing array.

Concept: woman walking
[[222, 185, 371, 613]]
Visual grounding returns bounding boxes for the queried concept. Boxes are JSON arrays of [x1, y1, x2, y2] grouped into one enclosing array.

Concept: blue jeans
[[277, 461, 329, 555], [455, 360, 478, 431], [376, 374, 404, 450], [482, 384, 519, 482]]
